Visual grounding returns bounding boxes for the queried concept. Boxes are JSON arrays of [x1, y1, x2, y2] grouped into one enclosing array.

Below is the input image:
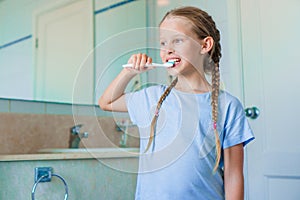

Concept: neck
[[175, 73, 211, 94]]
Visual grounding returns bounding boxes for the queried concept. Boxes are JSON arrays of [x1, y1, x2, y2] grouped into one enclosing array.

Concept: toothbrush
[[122, 61, 175, 68]]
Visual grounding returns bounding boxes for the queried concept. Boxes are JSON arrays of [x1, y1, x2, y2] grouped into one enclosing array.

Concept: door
[[34, 0, 93, 104], [240, 0, 300, 199]]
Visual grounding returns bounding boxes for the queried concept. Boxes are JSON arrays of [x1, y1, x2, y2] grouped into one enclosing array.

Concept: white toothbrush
[[122, 61, 175, 68]]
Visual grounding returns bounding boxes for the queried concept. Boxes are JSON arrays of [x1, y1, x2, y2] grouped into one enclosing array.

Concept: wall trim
[[0, 35, 32, 49], [94, 0, 136, 15], [0, 0, 137, 50]]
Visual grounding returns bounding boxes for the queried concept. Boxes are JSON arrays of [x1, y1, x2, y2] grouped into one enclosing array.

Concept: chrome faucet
[[69, 124, 88, 148], [115, 119, 135, 147]]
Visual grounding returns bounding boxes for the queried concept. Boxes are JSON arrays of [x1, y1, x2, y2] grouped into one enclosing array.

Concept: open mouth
[[167, 58, 181, 67]]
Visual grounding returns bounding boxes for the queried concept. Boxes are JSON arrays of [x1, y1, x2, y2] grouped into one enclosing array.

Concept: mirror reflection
[[0, 0, 148, 104]]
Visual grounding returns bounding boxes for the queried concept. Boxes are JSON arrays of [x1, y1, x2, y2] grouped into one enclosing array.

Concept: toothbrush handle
[[122, 63, 169, 68]]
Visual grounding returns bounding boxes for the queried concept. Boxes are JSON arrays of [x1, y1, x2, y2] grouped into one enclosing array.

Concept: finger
[[131, 54, 139, 70], [128, 54, 136, 65], [144, 57, 154, 70], [135, 53, 142, 70], [146, 57, 153, 64], [140, 54, 148, 69]]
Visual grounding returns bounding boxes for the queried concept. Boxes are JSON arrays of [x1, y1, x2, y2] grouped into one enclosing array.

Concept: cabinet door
[[34, 0, 93, 104]]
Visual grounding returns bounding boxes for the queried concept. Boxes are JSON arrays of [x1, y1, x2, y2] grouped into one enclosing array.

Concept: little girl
[[99, 6, 254, 200]]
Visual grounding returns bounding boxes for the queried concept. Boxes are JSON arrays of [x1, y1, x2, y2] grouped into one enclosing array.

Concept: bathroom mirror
[[0, 0, 232, 156], [0, 0, 148, 105], [0, 0, 150, 156]]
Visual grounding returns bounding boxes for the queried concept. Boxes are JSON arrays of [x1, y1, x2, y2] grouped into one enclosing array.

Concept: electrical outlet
[[34, 167, 53, 182]]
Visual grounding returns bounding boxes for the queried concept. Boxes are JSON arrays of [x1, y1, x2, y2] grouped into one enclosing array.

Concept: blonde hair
[[145, 6, 222, 172], [144, 77, 178, 152]]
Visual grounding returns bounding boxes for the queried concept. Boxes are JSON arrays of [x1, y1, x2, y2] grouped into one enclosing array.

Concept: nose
[[164, 44, 175, 54], [167, 48, 174, 54], [160, 43, 175, 58]]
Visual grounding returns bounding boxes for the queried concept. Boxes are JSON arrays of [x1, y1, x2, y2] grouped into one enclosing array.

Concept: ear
[[200, 36, 214, 54]]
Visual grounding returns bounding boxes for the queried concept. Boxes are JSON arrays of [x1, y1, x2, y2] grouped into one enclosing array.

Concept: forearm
[[224, 171, 244, 200], [98, 69, 136, 111], [224, 144, 244, 200]]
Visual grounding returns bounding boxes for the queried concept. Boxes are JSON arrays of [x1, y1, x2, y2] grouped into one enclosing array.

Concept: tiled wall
[[0, 157, 138, 199], [0, 99, 139, 154]]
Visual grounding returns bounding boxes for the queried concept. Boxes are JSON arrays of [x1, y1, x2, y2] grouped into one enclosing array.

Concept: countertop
[[0, 148, 139, 161]]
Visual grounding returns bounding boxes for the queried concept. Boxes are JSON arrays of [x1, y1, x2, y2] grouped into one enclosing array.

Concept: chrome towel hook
[[31, 167, 68, 200]]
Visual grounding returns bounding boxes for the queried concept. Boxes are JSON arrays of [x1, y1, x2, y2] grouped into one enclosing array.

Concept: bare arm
[[224, 143, 244, 200], [98, 53, 152, 112], [98, 69, 135, 112]]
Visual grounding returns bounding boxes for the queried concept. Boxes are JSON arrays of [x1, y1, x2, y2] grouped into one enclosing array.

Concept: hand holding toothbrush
[[99, 53, 175, 112], [123, 53, 174, 72]]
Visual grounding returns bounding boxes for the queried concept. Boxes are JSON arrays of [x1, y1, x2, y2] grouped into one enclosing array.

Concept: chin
[[167, 68, 180, 76]]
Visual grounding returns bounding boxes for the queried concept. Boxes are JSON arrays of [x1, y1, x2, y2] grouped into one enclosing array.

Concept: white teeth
[[168, 58, 180, 62]]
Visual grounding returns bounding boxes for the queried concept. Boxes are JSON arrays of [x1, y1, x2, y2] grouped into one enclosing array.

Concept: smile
[[167, 58, 181, 67]]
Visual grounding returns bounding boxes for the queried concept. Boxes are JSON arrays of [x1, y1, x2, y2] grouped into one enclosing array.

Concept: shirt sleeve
[[125, 86, 159, 128], [222, 97, 255, 149]]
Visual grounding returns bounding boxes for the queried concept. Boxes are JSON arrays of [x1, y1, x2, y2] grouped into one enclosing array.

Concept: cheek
[[160, 50, 166, 60], [181, 44, 201, 60], [176, 46, 192, 61]]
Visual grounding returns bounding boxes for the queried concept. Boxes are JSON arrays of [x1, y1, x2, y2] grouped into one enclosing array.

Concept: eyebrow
[[159, 33, 188, 40]]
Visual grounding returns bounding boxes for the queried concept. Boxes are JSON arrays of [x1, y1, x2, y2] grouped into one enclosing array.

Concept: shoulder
[[143, 84, 166, 93], [125, 84, 166, 126], [136, 84, 167, 99], [219, 90, 244, 108], [219, 90, 245, 119], [126, 84, 165, 102], [219, 91, 255, 148]]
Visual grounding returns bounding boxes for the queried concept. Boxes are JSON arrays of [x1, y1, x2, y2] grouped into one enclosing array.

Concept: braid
[[208, 16, 222, 172], [212, 63, 221, 172], [144, 77, 178, 152]]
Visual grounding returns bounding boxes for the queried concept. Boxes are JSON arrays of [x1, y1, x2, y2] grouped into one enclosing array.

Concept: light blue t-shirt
[[125, 85, 254, 200]]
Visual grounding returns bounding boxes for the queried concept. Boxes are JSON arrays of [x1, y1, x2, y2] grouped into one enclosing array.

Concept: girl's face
[[159, 16, 204, 76]]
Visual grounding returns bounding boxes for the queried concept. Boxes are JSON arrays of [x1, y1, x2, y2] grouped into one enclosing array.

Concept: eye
[[174, 38, 183, 44], [160, 41, 167, 46]]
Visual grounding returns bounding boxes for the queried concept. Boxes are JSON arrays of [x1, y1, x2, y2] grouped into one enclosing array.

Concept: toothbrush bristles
[[166, 61, 175, 67]]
